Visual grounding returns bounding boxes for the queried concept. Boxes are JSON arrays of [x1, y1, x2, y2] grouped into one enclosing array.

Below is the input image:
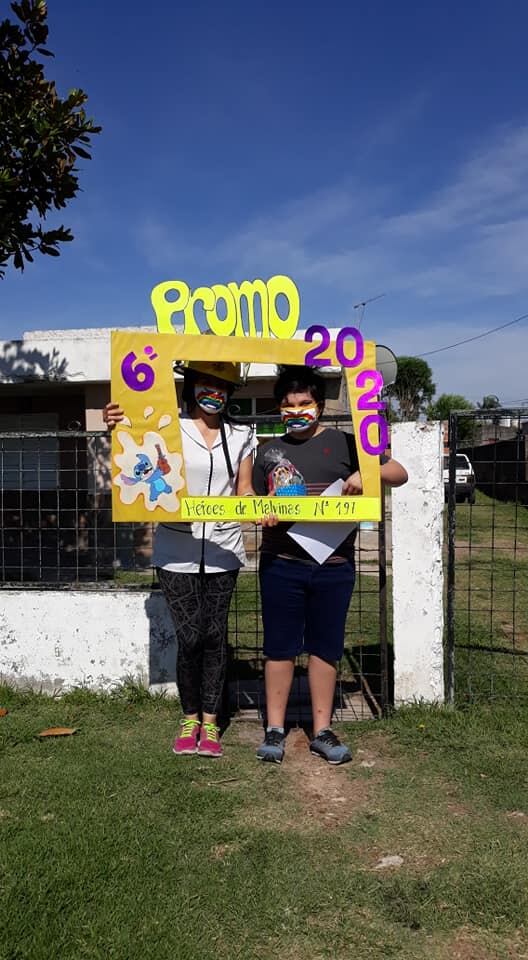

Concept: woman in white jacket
[[105, 360, 256, 758]]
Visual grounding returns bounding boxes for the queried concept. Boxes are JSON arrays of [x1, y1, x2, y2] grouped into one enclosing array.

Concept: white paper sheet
[[287, 479, 357, 564]]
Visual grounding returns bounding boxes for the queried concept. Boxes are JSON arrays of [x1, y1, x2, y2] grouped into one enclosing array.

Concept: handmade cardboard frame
[[110, 330, 383, 522]]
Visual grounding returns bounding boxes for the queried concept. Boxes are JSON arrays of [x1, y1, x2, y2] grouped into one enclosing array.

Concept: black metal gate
[[446, 409, 528, 704]]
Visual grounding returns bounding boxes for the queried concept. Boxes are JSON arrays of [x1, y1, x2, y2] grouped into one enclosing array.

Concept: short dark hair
[[273, 365, 326, 409]]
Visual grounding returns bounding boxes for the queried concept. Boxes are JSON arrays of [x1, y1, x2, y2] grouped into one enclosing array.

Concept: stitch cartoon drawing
[[114, 429, 185, 513], [120, 443, 173, 502]]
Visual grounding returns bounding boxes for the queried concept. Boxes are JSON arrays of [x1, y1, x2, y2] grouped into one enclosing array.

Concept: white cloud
[[159, 121, 528, 308], [133, 120, 528, 400], [377, 321, 528, 405], [384, 124, 528, 237], [134, 219, 203, 271]]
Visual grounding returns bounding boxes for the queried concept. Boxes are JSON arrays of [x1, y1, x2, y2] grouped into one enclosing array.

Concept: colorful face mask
[[194, 384, 228, 414], [280, 404, 319, 432]]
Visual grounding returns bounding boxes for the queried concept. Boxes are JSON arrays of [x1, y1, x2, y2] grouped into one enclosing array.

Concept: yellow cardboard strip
[[180, 496, 381, 523]]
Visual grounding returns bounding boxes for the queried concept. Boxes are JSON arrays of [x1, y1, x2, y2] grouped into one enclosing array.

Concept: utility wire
[[415, 313, 528, 358]]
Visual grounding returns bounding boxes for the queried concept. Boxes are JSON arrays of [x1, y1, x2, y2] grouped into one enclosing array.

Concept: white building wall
[[0, 327, 340, 385]]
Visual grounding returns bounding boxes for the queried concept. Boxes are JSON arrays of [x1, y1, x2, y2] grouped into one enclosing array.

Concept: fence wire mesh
[[446, 409, 528, 704], [0, 419, 390, 720], [0, 431, 153, 586]]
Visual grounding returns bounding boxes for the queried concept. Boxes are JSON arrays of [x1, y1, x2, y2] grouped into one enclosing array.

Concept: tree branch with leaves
[[385, 356, 435, 421], [427, 393, 476, 443], [0, 0, 101, 276]]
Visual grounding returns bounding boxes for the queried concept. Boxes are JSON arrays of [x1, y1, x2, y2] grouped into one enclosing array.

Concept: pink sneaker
[[197, 722, 223, 758], [172, 717, 200, 755]]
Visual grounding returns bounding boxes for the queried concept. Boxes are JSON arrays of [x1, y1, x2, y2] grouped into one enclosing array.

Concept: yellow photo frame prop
[[111, 330, 383, 522]]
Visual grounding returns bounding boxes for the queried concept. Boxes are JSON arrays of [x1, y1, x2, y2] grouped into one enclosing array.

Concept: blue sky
[[2, 0, 528, 403]]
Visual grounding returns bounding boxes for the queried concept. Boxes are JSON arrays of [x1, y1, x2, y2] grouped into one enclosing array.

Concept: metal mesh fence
[[0, 419, 390, 719], [0, 431, 154, 585], [446, 409, 528, 704]]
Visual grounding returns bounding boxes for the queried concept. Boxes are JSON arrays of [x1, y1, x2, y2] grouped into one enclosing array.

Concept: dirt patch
[[435, 930, 528, 960], [498, 622, 528, 649], [210, 841, 242, 861], [455, 537, 523, 553], [354, 732, 397, 772], [231, 725, 394, 833], [506, 810, 528, 823], [447, 936, 497, 960], [446, 801, 471, 818], [281, 728, 373, 829], [232, 721, 261, 747]]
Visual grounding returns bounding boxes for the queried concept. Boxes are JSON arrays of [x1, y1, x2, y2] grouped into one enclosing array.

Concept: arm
[[342, 457, 408, 495], [103, 402, 125, 431], [380, 457, 408, 488], [236, 454, 254, 496]]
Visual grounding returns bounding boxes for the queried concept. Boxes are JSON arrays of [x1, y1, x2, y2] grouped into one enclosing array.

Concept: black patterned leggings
[[157, 568, 238, 716]]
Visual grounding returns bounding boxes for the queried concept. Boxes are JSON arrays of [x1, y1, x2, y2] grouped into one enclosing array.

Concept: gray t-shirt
[[252, 428, 360, 563]]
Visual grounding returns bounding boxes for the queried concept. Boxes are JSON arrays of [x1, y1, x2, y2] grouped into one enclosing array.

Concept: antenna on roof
[[353, 293, 385, 330]]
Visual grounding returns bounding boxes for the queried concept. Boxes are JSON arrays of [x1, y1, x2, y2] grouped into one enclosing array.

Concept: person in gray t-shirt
[[253, 365, 408, 766]]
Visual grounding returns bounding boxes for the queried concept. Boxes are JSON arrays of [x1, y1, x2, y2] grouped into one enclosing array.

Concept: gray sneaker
[[310, 728, 351, 765], [256, 727, 286, 764]]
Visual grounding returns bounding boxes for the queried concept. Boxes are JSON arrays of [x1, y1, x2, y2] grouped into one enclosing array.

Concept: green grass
[[1, 688, 528, 960], [454, 489, 528, 547], [113, 569, 155, 586]]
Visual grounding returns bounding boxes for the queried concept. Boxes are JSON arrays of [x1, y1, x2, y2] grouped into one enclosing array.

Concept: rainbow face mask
[[280, 404, 319, 432], [194, 384, 228, 414]]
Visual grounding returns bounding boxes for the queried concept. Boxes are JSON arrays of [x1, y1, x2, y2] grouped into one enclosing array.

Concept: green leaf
[[0, 0, 100, 276], [72, 145, 91, 160]]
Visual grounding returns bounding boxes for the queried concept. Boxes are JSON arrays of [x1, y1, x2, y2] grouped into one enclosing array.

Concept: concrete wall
[[0, 589, 177, 695], [391, 421, 445, 704]]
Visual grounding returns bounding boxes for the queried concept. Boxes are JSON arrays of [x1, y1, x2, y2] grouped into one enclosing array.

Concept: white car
[[443, 453, 476, 504]]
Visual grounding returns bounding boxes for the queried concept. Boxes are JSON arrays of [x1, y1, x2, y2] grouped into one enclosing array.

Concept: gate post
[[391, 422, 445, 704], [446, 413, 458, 705]]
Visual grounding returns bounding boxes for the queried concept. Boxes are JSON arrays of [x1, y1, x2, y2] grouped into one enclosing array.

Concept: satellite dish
[[376, 345, 398, 386]]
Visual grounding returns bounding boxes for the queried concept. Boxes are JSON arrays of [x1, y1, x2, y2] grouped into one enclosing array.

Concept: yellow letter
[[206, 284, 237, 336], [228, 279, 269, 337], [267, 275, 300, 339], [183, 286, 216, 335], [151, 281, 190, 334]]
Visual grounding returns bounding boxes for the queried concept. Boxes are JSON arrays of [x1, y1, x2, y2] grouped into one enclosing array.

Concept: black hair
[[181, 368, 199, 409], [181, 368, 235, 412], [273, 365, 326, 410]]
